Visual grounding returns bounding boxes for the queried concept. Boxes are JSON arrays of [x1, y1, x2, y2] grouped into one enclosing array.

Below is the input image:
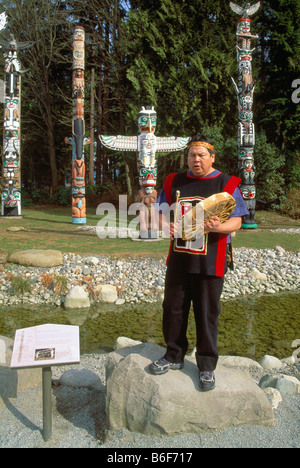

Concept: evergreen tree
[[255, 0, 300, 185], [122, 0, 238, 187], [0, 0, 298, 201], [124, 0, 237, 136]]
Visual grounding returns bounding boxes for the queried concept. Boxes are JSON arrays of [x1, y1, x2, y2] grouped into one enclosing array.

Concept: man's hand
[[169, 222, 177, 240], [204, 216, 242, 234], [204, 216, 222, 232]]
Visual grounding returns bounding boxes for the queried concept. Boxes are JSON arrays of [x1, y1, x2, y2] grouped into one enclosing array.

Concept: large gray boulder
[[0, 336, 42, 411], [8, 249, 63, 267], [106, 342, 275, 436]]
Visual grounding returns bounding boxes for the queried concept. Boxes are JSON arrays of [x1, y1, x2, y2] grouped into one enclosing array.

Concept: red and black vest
[[164, 171, 241, 277]]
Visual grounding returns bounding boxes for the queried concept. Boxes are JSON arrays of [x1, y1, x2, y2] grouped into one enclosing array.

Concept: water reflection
[[0, 292, 299, 361]]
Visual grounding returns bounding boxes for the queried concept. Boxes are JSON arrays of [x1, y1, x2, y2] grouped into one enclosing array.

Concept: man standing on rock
[[149, 135, 248, 391]]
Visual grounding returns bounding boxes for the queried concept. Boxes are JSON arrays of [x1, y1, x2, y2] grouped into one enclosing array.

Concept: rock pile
[[222, 246, 300, 298], [0, 245, 298, 307]]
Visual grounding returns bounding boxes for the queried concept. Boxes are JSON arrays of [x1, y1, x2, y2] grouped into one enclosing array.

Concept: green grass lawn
[[0, 206, 298, 257]]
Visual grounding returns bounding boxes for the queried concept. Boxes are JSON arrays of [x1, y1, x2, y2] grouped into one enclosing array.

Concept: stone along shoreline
[[0, 244, 299, 308]]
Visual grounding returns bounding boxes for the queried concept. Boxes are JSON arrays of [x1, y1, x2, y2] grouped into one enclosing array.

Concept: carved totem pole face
[[1, 181, 21, 208], [241, 185, 256, 200], [237, 18, 251, 35], [139, 166, 157, 189], [138, 106, 157, 134]]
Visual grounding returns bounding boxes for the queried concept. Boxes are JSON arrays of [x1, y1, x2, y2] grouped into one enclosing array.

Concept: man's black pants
[[162, 267, 224, 371]]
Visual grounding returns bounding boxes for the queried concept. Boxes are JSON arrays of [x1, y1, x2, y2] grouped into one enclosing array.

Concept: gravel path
[[0, 353, 299, 449]]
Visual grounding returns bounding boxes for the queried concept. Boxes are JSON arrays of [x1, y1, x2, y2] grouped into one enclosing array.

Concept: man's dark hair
[[187, 135, 215, 155]]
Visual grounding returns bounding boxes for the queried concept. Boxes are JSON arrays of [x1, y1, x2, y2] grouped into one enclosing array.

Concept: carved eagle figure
[[99, 134, 189, 153], [0, 34, 34, 52], [230, 1, 261, 17]]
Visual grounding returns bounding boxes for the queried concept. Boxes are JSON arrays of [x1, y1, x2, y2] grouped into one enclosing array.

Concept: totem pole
[[0, 19, 33, 216], [100, 106, 189, 239], [230, 1, 260, 229], [65, 26, 90, 224]]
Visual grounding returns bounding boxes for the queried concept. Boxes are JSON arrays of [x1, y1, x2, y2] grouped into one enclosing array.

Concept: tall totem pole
[[100, 106, 188, 239], [230, 1, 260, 229], [0, 15, 32, 217], [65, 26, 90, 224]]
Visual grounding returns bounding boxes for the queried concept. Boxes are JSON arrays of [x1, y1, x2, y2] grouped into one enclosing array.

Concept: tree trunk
[[47, 121, 58, 193], [123, 157, 132, 197], [96, 56, 103, 184], [102, 19, 110, 183], [43, 67, 58, 193]]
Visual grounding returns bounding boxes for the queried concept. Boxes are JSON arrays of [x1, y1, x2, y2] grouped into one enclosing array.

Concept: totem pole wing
[[230, 1, 260, 17], [155, 136, 189, 152], [16, 41, 35, 50], [0, 38, 9, 48], [229, 2, 243, 15], [247, 2, 261, 16], [99, 135, 138, 151], [0, 12, 7, 31]]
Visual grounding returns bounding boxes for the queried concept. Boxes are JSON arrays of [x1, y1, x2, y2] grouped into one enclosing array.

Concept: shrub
[[40, 273, 54, 288], [10, 276, 32, 295], [280, 186, 300, 219], [21, 192, 33, 207], [31, 189, 51, 205], [53, 275, 68, 296], [50, 186, 72, 206]]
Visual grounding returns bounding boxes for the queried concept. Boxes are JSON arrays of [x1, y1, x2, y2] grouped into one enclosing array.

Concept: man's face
[[187, 146, 215, 177]]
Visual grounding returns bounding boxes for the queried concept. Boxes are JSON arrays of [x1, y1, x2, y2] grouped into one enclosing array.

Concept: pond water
[[0, 292, 299, 361]]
